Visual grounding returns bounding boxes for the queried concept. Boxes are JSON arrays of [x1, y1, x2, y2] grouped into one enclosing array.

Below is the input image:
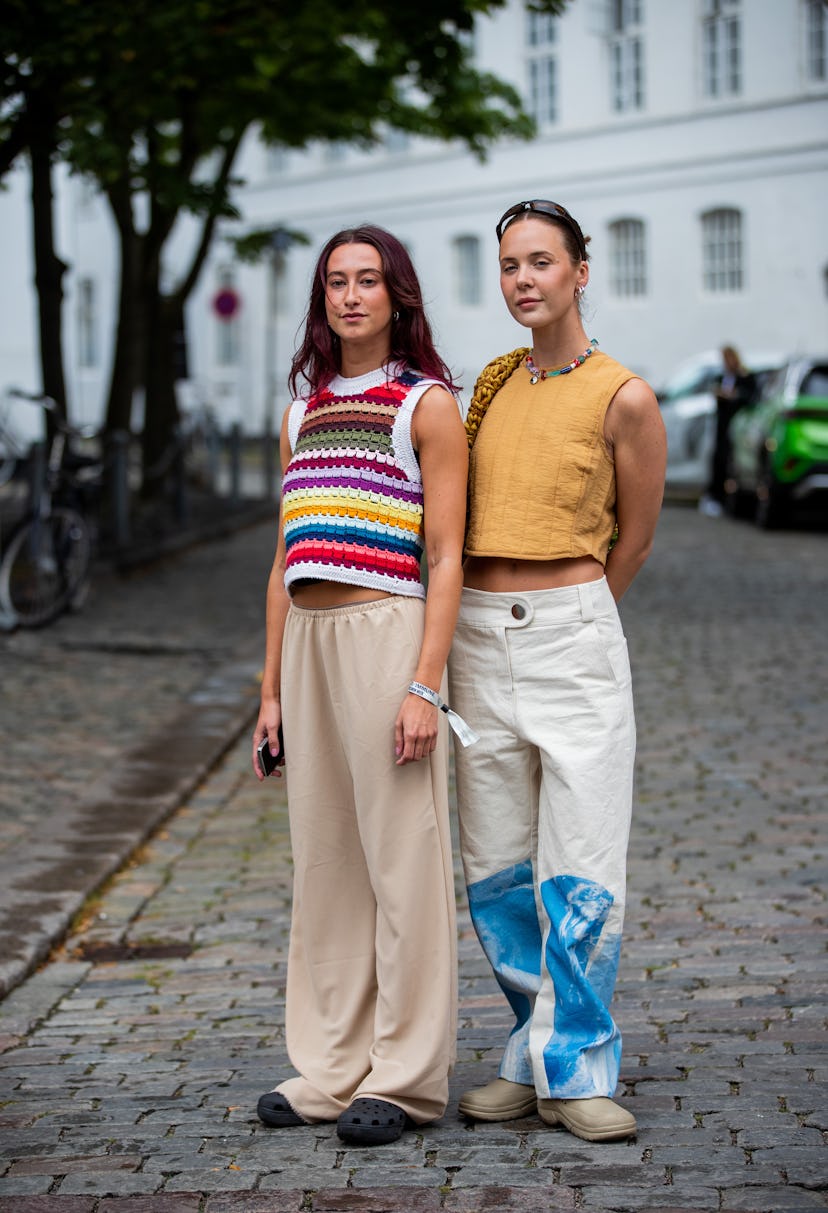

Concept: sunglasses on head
[[496, 200, 587, 260]]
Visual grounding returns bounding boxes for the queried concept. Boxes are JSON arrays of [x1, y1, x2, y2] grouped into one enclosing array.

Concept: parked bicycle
[[0, 393, 30, 488], [0, 390, 102, 629]]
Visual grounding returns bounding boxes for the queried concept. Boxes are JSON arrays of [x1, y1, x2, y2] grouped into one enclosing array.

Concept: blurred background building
[[2, 0, 827, 438]]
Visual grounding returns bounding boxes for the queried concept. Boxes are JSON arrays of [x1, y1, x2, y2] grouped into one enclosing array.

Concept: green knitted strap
[[465, 347, 529, 449]]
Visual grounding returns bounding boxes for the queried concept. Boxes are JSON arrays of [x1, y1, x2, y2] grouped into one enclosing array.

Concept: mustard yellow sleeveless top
[[465, 349, 635, 563]]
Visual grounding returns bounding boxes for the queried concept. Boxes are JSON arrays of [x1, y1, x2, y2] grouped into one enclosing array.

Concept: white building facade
[[2, 0, 827, 437]]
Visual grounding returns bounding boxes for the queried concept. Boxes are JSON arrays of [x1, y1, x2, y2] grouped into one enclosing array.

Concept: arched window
[[701, 208, 744, 292], [608, 218, 647, 296]]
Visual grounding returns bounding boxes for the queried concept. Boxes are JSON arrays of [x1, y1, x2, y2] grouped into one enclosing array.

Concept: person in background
[[253, 224, 470, 1146], [449, 199, 666, 1143], [700, 345, 758, 516]]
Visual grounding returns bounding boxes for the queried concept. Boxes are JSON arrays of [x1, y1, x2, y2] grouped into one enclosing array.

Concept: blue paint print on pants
[[467, 860, 541, 1085], [538, 874, 623, 1098]]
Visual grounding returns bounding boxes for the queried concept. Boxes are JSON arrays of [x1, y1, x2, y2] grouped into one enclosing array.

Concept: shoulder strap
[[287, 397, 310, 451], [465, 348, 528, 448]]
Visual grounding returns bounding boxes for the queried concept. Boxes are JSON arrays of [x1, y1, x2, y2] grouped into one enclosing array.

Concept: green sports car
[[725, 357, 828, 529]]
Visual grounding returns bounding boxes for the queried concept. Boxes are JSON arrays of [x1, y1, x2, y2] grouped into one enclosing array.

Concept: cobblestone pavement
[[0, 514, 275, 997], [0, 505, 826, 1212]]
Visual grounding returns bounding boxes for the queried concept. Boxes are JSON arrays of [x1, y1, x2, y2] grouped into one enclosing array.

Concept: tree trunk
[[105, 188, 144, 436], [28, 101, 68, 432], [140, 281, 181, 500]]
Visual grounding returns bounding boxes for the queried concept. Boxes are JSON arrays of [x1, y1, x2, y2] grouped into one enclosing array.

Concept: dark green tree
[[0, 0, 111, 426], [2, 0, 569, 494]]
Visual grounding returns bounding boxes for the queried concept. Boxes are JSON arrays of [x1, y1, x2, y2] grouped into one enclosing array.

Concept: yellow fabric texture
[[465, 350, 635, 563]]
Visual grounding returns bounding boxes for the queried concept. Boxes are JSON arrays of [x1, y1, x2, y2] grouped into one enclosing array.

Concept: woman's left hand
[[393, 384, 467, 766], [394, 693, 439, 764]]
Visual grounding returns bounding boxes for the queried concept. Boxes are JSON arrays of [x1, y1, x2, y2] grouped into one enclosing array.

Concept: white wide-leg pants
[[448, 578, 635, 1099]]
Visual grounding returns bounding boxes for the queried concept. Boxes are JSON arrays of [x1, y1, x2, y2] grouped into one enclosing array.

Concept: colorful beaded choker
[[525, 338, 598, 384]]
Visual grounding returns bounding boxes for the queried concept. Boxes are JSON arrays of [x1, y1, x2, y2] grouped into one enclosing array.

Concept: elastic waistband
[[457, 577, 615, 628], [288, 594, 421, 621]]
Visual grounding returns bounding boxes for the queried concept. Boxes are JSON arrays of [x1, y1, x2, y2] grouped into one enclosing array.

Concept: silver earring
[[575, 285, 585, 298], [393, 310, 400, 321]]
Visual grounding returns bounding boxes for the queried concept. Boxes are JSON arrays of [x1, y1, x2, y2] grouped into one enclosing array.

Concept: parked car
[[658, 350, 783, 499], [725, 356, 828, 528]]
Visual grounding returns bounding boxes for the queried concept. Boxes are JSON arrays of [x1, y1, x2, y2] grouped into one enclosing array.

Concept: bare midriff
[[463, 554, 604, 593], [291, 580, 394, 609]]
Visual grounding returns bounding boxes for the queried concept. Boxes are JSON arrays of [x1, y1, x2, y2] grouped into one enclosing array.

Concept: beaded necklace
[[525, 338, 598, 384]]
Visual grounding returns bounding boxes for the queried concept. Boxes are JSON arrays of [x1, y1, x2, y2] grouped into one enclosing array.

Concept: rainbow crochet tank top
[[282, 364, 442, 599]]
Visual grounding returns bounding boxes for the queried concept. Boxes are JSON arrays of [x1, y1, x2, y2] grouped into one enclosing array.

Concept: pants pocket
[[591, 615, 632, 689]]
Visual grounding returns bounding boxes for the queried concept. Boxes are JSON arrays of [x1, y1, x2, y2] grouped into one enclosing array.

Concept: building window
[[453, 235, 482, 306], [702, 0, 742, 98], [77, 177, 98, 217], [609, 219, 647, 297], [525, 5, 558, 126], [527, 7, 557, 47], [529, 57, 557, 125], [805, 0, 827, 81], [265, 145, 289, 176], [269, 252, 289, 318], [384, 128, 411, 154], [701, 208, 744, 292], [77, 278, 98, 368], [323, 142, 347, 164], [610, 0, 645, 112]]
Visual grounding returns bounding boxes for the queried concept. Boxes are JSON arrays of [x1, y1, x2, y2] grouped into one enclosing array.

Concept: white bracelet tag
[[408, 681, 480, 747]]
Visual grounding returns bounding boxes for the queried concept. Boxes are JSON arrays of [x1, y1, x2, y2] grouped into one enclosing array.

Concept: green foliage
[[231, 227, 311, 266], [1, 0, 570, 468], [3, 0, 569, 216]]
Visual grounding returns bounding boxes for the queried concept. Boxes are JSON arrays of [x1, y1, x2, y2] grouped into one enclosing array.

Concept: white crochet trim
[[286, 363, 449, 457], [287, 398, 307, 451], [285, 561, 426, 600]]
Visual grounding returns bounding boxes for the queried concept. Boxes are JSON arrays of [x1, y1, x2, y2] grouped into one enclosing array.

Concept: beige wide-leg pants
[[276, 595, 457, 1124]]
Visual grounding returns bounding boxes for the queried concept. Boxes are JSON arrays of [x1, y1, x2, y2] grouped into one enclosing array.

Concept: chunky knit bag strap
[[465, 347, 529, 449]]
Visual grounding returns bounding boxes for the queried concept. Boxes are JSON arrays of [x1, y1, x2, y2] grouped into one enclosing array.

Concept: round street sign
[[213, 287, 241, 321]]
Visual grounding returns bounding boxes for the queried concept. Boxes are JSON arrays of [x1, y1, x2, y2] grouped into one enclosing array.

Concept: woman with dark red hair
[[252, 225, 471, 1145]]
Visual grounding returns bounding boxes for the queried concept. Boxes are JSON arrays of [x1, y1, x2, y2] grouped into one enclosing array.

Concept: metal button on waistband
[[511, 603, 526, 620]]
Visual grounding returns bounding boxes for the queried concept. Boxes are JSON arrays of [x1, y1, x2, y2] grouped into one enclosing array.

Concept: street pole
[[263, 227, 292, 500], [263, 253, 276, 500]]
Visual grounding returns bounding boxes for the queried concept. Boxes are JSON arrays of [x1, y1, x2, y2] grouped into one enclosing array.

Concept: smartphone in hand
[[257, 726, 285, 776]]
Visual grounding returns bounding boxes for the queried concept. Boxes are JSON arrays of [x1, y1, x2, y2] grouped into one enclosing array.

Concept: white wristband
[[408, 681, 480, 747]]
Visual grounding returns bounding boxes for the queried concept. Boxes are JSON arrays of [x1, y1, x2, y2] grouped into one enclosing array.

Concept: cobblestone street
[[0, 506, 826, 1212]]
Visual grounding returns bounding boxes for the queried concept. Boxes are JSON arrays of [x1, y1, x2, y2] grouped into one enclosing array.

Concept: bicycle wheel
[[0, 507, 91, 627], [0, 450, 16, 487], [0, 417, 21, 485]]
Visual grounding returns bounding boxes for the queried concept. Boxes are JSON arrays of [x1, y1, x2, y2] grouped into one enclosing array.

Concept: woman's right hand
[[254, 408, 293, 782], [253, 699, 282, 781]]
